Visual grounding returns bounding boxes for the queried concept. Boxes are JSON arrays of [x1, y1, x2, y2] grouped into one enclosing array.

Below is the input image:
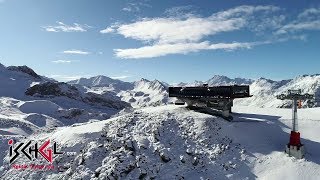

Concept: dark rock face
[[7, 65, 41, 79], [0, 63, 5, 69], [84, 92, 130, 109], [25, 82, 80, 98], [26, 82, 131, 110]]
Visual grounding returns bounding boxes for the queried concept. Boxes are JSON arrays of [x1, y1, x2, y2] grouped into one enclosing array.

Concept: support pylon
[[277, 90, 313, 159]]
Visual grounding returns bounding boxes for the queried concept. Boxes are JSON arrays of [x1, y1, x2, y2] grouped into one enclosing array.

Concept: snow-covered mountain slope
[[2, 105, 320, 180], [68, 75, 134, 92], [207, 75, 253, 86], [176, 74, 320, 108], [0, 64, 131, 136], [235, 75, 320, 108], [69, 74, 320, 108], [26, 82, 130, 110], [0, 94, 126, 136], [118, 78, 172, 108], [177, 75, 253, 87], [70, 76, 173, 108], [0, 97, 63, 136], [0, 63, 130, 110], [0, 64, 46, 99]]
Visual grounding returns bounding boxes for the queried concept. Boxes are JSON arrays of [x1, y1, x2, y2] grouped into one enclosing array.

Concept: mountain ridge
[[2, 63, 320, 108]]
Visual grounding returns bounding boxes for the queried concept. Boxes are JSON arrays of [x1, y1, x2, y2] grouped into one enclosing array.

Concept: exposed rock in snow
[[178, 75, 253, 87], [0, 65, 131, 137], [175, 75, 320, 108], [0, 106, 252, 179], [118, 78, 172, 107], [207, 75, 253, 86], [3, 105, 320, 179], [26, 82, 131, 110], [26, 82, 81, 98], [1, 63, 320, 180], [69, 74, 320, 109], [69, 76, 172, 108]]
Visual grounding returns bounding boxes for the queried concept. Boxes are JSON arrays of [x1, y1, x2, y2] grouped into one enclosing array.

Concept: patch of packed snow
[[17, 100, 61, 115]]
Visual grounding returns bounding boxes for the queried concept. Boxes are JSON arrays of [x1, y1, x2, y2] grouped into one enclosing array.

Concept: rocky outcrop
[[7, 65, 41, 79]]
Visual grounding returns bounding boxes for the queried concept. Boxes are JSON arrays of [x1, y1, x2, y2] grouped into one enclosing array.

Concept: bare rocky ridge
[[7, 65, 41, 79]]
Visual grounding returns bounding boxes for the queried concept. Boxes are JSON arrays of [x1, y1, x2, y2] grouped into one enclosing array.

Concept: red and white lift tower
[[277, 90, 314, 159]]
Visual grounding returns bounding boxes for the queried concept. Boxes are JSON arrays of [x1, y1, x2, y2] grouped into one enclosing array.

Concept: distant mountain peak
[[256, 77, 274, 82], [68, 75, 134, 92], [207, 75, 253, 86], [210, 75, 230, 79], [139, 78, 151, 82]]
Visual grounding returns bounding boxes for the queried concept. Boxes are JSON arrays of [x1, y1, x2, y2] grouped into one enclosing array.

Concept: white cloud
[[298, 8, 320, 20], [42, 21, 91, 32], [103, 5, 280, 43], [164, 5, 196, 18], [115, 17, 245, 44], [51, 60, 73, 64], [111, 75, 131, 79], [276, 8, 320, 34], [100, 27, 115, 33], [115, 41, 254, 59], [276, 21, 320, 34], [102, 5, 280, 59], [122, 2, 151, 13], [122, 4, 139, 12], [212, 5, 280, 19], [62, 50, 90, 55]]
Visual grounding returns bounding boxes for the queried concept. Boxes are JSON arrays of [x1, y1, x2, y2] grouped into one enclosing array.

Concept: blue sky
[[0, 0, 320, 83]]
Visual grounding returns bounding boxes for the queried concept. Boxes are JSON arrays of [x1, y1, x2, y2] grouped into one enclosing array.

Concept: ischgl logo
[[8, 139, 63, 164]]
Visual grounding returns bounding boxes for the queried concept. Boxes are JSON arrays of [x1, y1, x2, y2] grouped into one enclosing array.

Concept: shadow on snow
[[229, 112, 320, 165]]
